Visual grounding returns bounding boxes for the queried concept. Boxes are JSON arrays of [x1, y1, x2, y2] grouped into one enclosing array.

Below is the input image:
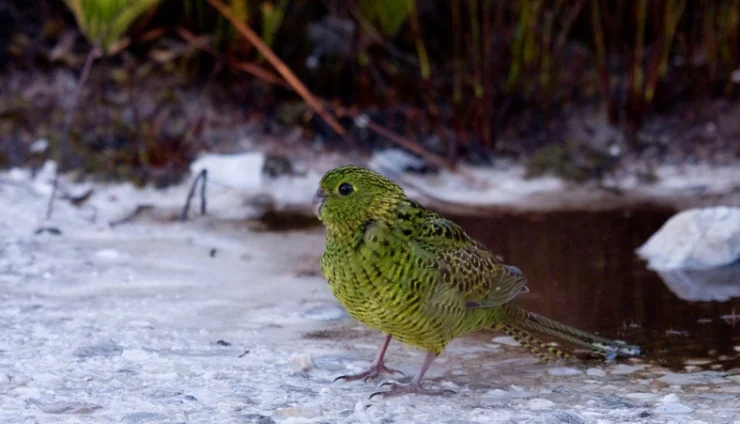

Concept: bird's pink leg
[[334, 334, 405, 383], [370, 351, 455, 398]]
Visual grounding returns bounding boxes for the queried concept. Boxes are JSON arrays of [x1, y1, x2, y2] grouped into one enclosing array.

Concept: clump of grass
[[4, 0, 740, 184]]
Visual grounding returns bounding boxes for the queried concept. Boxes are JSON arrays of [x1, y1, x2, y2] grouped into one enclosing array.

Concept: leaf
[[358, 0, 415, 38], [63, 0, 162, 53]]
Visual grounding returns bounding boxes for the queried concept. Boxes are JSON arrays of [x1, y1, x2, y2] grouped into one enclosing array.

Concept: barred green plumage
[[313, 165, 639, 398]]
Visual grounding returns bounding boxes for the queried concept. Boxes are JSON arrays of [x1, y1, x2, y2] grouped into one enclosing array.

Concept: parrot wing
[[395, 200, 529, 308]]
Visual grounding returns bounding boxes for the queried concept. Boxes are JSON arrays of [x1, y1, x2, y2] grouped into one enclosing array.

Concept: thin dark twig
[[45, 177, 59, 220], [46, 46, 101, 220], [181, 169, 208, 221], [199, 169, 207, 215]]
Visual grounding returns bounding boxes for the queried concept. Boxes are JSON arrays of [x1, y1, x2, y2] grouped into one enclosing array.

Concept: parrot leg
[[370, 352, 455, 398], [334, 334, 405, 383]]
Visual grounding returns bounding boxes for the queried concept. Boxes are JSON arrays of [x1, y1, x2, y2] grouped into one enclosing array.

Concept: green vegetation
[[63, 0, 162, 53], [1, 0, 739, 184]]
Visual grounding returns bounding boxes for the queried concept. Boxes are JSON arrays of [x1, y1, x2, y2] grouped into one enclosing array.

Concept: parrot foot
[[333, 363, 405, 383], [369, 381, 456, 399]]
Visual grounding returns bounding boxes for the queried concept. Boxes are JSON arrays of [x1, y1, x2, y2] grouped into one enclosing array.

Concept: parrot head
[[313, 166, 405, 226]]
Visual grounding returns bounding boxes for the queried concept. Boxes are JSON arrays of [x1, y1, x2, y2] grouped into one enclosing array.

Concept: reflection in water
[[448, 207, 740, 370], [654, 263, 740, 302]]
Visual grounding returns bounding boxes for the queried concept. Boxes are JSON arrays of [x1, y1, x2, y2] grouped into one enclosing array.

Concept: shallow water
[[449, 207, 740, 371]]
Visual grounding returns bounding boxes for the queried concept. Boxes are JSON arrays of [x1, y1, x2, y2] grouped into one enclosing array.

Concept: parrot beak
[[312, 187, 326, 217]]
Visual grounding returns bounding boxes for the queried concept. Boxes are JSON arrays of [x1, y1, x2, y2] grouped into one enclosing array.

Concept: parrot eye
[[338, 183, 354, 196]]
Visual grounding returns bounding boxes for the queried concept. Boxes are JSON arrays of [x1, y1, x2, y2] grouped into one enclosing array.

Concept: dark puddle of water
[[449, 206, 739, 371]]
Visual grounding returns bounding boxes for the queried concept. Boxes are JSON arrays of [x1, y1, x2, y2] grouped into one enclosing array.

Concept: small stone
[[541, 410, 587, 424], [121, 349, 151, 361], [123, 412, 166, 423], [684, 358, 712, 365], [586, 368, 606, 377], [147, 389, 182, 399], [33, 373, 63, 387], [73, 340, 123, 358], [657, 373, 704, 385], [94, 248, 127, 261], [491, 336, 520, 346], [29, 139, 49, 153], [12, 387, 41, 398], [440, 381, 460, 390], [38, 401, 102, 414], [274, 407, 320, 418], [611, 364, 646, 375], [288, 353, 314, 372], [654, 403, 694, 414], [238, 414, 275, 424], [660, 394, 680, 403], [547, 367, 583, 376], [527, 398, 555, 409], [301, 305, 347, 321], [625, 393, 658, 401]]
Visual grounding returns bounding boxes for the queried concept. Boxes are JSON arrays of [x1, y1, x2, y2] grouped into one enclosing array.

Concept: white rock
[[301, 305, 347, 321], [486, 389, 509, 397], [654, 403, 694, 414], [94, 248, 127, 261], [657, 373, 715, 386], [547, 367, 583, 376], [288, 353, 314, 372], [29, 138, 49, 153], [586, 368, 606, 377], [526, 398, 555, 409], [12, 387, 41, 398], [32, 373, 63, 387], [610, 364, 646, 375], [636, 206, 740, 270], [275, 407, 320, 418], [625, 392, 658, 400], [684, 358, 712, 365], [660, 393, 680, 403], [121, 348, 152, 361]]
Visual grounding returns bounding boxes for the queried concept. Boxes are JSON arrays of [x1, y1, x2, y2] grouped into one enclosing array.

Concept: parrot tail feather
[[502, 324, 571, 362], [503, 305, 641, 359]]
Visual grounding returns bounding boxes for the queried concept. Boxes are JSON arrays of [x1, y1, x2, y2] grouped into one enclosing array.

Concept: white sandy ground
[[1, 163, 740, 424]]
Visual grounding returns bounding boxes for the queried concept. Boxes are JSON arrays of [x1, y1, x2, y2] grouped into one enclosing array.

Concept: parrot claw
[[333, 362, 405, 383], [369, 381, 456, 399], [378, 375, 412, 387]]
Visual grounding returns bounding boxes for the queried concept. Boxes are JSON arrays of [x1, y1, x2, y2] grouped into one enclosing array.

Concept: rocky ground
[[1, 165, 739, 424]]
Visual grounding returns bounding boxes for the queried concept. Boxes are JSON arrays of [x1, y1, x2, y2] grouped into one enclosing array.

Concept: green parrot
[[313, 165, 639, 398]]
